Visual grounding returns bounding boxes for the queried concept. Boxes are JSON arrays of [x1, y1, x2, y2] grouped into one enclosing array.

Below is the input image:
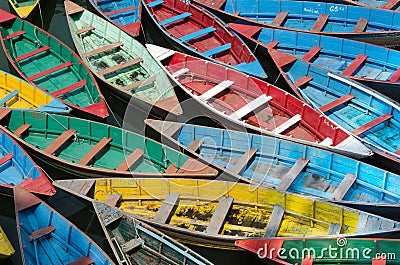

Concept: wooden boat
[[236, 237, 400, 264], [14, 186, 115, 265], [0, 9, 109, 120], [0, 109, 217, 179], [54, 178, 400, 250], [325, 0, 400, 12], [229, 23, 400, 98], [0, 226, 14, 260], [146, 119, 400, 220], [8, 0, 39, 19], [142, 0, 267, 79], [265, 47, 400, 165], [64, 1, 182, 118], [93, 200, 214, 265], [146, 44, 371, 159], [88, 0, 142, 37], [0, 126, 55, 196], [0, 70, 71, 114], [194, 0, 400, 47]]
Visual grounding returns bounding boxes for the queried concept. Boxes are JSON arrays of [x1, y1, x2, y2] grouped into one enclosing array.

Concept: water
[[0, 1, 264, 264]]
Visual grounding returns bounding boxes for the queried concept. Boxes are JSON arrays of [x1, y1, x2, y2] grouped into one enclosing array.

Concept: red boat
[[146, 44, 372, 159], [142, 0, 267, 79]]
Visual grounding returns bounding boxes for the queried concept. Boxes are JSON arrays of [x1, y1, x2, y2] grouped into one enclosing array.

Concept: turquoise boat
[[64, 1, 182, 119]]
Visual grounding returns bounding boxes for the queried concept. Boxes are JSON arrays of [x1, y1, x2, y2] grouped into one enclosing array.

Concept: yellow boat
[[54, 178, 400, 250], [0, 70, 70, 114], [0, 226, 14, 260], [8, 0, 39, 19]]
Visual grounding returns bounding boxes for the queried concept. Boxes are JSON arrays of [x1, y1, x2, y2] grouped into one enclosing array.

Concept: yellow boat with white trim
[[0, 226, 14, 260], [54, 178, 400, 250], [8, 0, 40, 19]]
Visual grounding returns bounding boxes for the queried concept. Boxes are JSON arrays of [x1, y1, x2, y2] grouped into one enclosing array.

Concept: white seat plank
[[198, 80, 234, 101], [273, 114, 301, 134], [229, 94, 272, 120]]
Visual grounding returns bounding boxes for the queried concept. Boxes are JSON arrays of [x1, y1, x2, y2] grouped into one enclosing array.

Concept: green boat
[[0, 109, 217, 179], [236, 237, 400, 264], [93, 200, 214, 265], [0, 9, 109, 120], [64, 1, 182, 119]]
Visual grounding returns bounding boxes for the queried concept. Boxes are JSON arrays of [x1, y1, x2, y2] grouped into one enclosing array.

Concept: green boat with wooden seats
[[0, 109, 217, 179], [64, 1, 182, 119], [93, 200, 214, 265], [236, 237, 400, 264], [0, 9, 109, 120], [54, 178, 400, 250]]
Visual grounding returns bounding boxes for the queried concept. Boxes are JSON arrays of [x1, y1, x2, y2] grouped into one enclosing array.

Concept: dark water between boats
[[1, 1, 399, 264]]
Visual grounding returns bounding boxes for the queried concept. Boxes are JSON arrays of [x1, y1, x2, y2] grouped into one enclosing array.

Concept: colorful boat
[[229, 23, 400, 98], [266, 47, 400, 165], [54, 178, 400, 250], [14, 186, 115, 265], [0, 126, 55, 196], [236, 237, 400, 264], [0, 109, 217, 179], [0, 70, 71, 114], [142, 0, 267, 79], [0, 226, 14, 260], [146, 44, 371, 159], [64, 1, 182, 118], [194, 0, 400, 47], [0, 9, 109, 120], [8, 0, 39, 19], [93, 200, 214, 265], [146, 119, 400, 220], [88, 0, 142, 37], [327, 0, 400, 12]]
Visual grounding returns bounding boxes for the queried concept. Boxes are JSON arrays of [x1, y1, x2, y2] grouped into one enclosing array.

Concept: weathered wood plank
[[319, 94, 354, 113], [83, 42, 123, 58], [78, 137, 112, 166], [302, 46, 322, 62], [230, 148, 258, 175], [331, 173, 357, 201], [153, 193, 179, 223], [353, 18, 368, 33], [14, 124, 31, 137], [29, 226, 55, 241], [116, 148, 144, 171], [342, 54, 368, 76], [264, 205, 285, 237], [277, 158, 310, 191], [206, 197, 234, 235], [271, 12, 288, 26], [44, 130, 76, 155], [311, 14, 329, 32], [104, 194, 121, 207], [294, 76, 313, 87], [187, 140, 204, 152], [352, 113, 393, 136]]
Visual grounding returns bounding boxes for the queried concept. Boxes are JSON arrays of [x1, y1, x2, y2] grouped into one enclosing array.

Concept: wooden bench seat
[[311, 14, 329, 32], [148, 0, 163, 7], [264, 205, 285, 237], [153, 193, 179, 223], [203, 43, 231, 57], [51, 80, 87, 97], [302, 46, 322, 62], [331, 173, 357, 201], [122, 238, 143, 253], [319, 94, 354, 113], [5, 30, 25, 40], [205, 197, 234, 235], [15, 46, 50, 62], [266, 41, 279, 49], [294, 76, 313, 87], [382, 0, 400, 9], [160, 12, 191, 26], [0, 153, 13, 166], [276, 158, 309, 191], [273, 114, 301, 134], [0, 89, 18, 106], [76, 26, 95, 35], [187, 140, 204, 153], [198, 80, 234, 101], [0, 108, 11, 121], [389, 67, 400, 82], [352, 113, 393, 136], [271, 12, 288, 26], [121, 75, 156, 91], [105, 6, 136, 16], [171, 68, 190, 78], [353, 18, 368, 33], [230, 148, 258, 175], [97, 58, 143, 76], [83, 42, 123, 58], [29, 226, 55, 241], [116, 148, 144, 171], [104, 194, 121, 207], [44, 129, 76, 155], [28, 62, 73, 81], [342, 54, 368, 76], [78, 137, 112, 166], [229, 94, 272, 120], [67, 256, 94, 265], [180, 27, 216, 42], [14, 124, 31, 137]]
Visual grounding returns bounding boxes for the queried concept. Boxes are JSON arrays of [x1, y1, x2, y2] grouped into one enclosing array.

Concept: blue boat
[[14, 186, 115, 265], [142, 0, 267, 79], [88, 0, 142, 37], [146, 119, 400, 220], [194, 0, 400, 47], [0, 124, 55, 196], [329, 0, 400, 11], [264, 47, 400, 166], [230, 23, 400, 99]]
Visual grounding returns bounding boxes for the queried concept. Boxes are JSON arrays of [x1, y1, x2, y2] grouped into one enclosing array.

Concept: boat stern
[[38, 100, 72, 114], [336, 135, 373, 159]]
